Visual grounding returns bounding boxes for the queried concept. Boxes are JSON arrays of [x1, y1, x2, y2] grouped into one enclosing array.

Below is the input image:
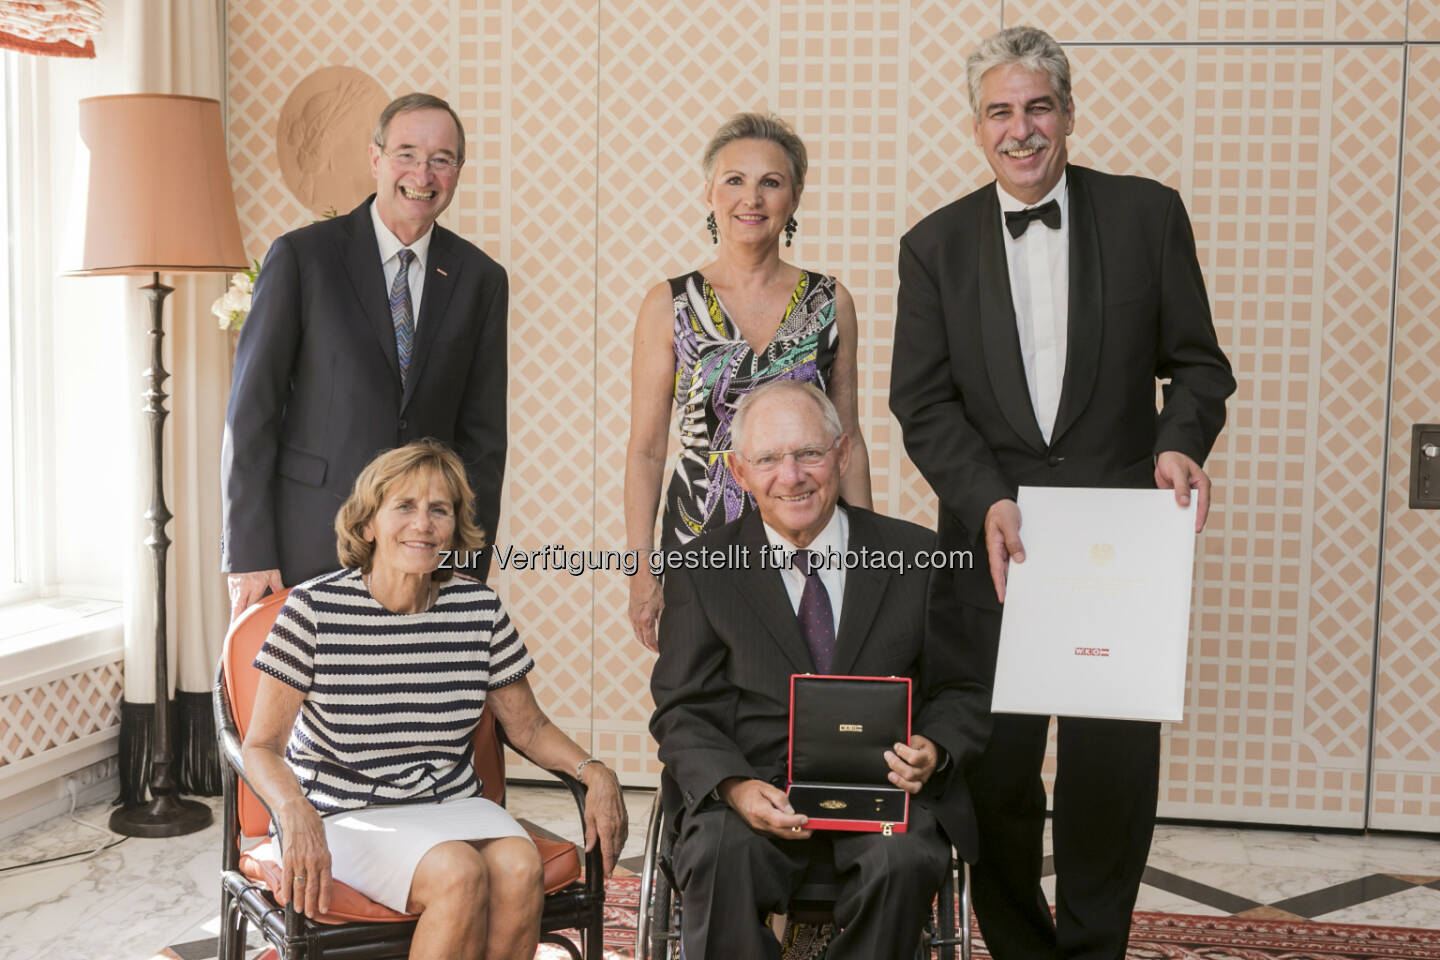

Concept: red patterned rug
[[539, 876, 1440, 959]]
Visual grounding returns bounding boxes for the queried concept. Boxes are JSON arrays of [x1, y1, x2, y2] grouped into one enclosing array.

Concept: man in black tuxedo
[[889, 26, 1235, 960], [222, 93, 506, 617], [650, 380, 988, 960]]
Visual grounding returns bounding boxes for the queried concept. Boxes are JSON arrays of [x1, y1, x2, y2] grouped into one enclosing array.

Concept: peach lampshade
[[66, 94, 246, 276]]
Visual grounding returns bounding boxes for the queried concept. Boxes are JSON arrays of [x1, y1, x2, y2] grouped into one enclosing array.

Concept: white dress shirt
[[370, 200, 433, 328], [762, 506, 848, 633], [997, 172, 1069, 443]]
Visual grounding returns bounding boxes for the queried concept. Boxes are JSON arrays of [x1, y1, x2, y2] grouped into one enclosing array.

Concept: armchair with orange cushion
[[213, 589, 605, 960]]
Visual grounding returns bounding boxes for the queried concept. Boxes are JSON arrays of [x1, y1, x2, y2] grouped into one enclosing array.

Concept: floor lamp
[[66, 94, 247, 837]]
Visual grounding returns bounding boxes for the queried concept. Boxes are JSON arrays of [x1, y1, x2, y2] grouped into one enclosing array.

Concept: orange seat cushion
[[240, 841, 411, 924], [534, 834, 584, 893], [239, 831, 583, 924]]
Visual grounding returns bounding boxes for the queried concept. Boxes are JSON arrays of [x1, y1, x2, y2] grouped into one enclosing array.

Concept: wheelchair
[[636, 772, 971, 959]]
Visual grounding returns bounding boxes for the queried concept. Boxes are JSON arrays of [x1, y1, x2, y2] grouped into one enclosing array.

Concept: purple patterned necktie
[[391, 248, 416, 385], [794, 549, 836, 674]]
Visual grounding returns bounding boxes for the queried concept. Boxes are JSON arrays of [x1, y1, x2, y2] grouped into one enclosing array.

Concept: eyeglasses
[[383, 149, 464, 174], [740, 436, 841, 472]]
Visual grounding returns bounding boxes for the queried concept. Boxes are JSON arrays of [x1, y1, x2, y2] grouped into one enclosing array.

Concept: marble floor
[[1, 787, 1437, 959]]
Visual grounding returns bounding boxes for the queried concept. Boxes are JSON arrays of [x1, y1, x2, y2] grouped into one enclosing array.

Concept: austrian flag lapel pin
[[435, 267, 448, 276]]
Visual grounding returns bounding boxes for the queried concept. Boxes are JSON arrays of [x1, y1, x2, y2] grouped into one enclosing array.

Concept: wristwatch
[[576, 757, 604, 780]]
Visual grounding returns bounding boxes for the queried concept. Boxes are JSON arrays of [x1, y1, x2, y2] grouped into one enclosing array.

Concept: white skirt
[[322, 795, 532, 913]]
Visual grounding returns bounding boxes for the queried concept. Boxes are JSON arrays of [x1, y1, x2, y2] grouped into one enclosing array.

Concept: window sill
[[0, 596, 124, 694]]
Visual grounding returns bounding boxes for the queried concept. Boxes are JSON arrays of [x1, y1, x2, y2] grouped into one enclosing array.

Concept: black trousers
[[672, 801, 951, 960], [962, 605, 1161, 960]]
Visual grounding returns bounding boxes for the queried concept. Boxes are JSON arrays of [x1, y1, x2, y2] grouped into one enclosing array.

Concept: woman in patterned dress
[[243, 440, 627, 959], [624, 113, 873, 650]]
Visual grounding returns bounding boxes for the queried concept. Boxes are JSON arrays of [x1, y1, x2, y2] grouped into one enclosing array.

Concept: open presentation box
[[786, 674, 911, 834]]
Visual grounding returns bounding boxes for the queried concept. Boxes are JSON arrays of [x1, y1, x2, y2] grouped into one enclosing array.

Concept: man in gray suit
[[650, 380, 989, 960], [222, 93, 506, 617]]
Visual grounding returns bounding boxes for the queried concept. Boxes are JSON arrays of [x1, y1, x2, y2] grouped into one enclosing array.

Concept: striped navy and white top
[[254, 569, 535, 815]]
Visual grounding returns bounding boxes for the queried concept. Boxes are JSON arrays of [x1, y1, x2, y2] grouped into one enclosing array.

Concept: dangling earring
[[784, 215, 798, 247], [706, 211, 718, 244]]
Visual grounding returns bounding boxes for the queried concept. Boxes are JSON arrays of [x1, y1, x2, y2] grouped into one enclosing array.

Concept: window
[[0, 53, 17, 588], [0, 46, 130, 609]]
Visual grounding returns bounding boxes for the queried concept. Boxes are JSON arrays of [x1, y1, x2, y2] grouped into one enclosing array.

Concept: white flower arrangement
[[212, 212, 338, 333], [212, 261, 260, 332]]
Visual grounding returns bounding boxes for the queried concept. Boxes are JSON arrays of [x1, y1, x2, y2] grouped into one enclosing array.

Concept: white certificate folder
[[990, 487, 1197, 723]]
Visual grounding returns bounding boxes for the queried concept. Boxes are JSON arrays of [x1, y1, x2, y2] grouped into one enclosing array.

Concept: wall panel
[[1005, 0, 1406, 42], [1410, 0, 1440, 38], [1371, 47, 1440, 831], [776, 1, 906, 516], [499, 0, 600, 763], [895, 0, 995, 524], [1159, 46, 1401, 825], [592, 0, 775, 780]]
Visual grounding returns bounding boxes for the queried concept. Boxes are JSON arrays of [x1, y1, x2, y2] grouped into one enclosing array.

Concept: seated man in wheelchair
[[650, 381, 989, 960]]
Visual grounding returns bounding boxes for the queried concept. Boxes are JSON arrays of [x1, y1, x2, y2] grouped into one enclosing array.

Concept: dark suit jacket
[[889, 165, 1235, 611], [221, 197, 507, 584], [649, 506, 990, 861]]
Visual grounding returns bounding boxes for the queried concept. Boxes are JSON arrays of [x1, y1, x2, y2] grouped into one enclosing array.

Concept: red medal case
[[786, 674, 911, 834]]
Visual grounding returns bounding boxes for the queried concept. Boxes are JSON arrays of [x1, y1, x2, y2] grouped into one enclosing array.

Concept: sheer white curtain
[[114, 0, 233, 797], [5, 0, 230, 800]]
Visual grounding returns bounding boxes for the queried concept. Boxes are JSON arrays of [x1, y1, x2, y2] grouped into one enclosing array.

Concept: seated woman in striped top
[[241, 439, 627, 960]]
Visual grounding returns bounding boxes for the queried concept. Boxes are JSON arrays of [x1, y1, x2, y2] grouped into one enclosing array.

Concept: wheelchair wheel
[[649, 864, 678, 959], [925, 854, 971, 959], [636, 789, 681, 960], [959, 860, 972, 960]]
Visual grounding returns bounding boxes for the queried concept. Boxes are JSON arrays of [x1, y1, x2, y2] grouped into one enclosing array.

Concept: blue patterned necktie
[[794, 549, 836, 674], [391, 248, 416, 385]]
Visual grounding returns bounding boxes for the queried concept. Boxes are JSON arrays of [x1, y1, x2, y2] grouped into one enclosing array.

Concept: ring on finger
[[294, 875, 307, 883]]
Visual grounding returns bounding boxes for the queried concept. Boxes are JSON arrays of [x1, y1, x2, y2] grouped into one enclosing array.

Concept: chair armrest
[[212, 663, 286, 851], [495, 727, 606, 887]]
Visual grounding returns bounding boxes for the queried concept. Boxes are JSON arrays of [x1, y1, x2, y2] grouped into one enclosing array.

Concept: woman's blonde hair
[[334, 439, 486, 581]]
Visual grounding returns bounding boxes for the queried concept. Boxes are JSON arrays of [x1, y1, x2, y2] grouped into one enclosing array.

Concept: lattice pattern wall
[[1371, 45, 1440, 829], [1008, 0, 1406, 42], [1155, 45, 1402, 825], [0, 662, 123, 767], [226, 0, 1440, 829]]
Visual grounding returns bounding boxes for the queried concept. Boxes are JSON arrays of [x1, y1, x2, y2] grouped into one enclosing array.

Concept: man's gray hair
[[965, 26, 1072, 118], [373, 93, 466, 162], [731, 380, 842, 455], [701, 112, 808, 200]]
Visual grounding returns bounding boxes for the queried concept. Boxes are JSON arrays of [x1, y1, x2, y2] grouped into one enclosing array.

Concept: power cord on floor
[[0, 782, 128, 875]]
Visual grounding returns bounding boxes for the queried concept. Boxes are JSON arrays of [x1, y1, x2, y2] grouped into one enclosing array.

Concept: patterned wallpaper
[[225, 0, 1439, 831]]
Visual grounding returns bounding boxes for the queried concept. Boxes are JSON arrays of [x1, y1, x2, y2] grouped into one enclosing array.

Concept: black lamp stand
[[108, 272, 213, 837]]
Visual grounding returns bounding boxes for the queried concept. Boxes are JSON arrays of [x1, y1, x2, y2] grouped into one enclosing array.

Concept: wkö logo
[[1073, 647, 1110, 657]]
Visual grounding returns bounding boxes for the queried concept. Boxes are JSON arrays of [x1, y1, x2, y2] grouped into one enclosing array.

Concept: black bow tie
[[1004, 199, 1062, 239]]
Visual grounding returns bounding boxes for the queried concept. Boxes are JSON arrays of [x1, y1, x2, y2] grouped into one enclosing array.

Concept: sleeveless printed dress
[[661, 269, 839, 549]]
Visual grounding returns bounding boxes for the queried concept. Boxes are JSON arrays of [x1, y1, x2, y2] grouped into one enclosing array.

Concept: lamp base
[[108, 794, 212, 838]]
